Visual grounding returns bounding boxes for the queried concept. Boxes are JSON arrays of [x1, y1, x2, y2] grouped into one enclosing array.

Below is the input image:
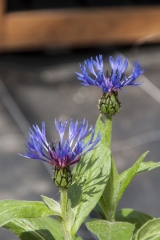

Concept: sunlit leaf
[[118, 151, 148, 202], [0, 200, 53, 227], [100, 156, 120, 221], [115, 208, 153, 231], [3, 217, 56, 240], [41, 196, 61, 217], [134, 218, 160, 240], [68, 116, 111, 237], [86, 219, 135, 240], [137, 161, 160, 174]]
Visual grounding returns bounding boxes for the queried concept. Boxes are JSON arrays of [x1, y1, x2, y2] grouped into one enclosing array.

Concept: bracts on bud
[[98, 91, 121, 116], [53, 166, 72, 189]]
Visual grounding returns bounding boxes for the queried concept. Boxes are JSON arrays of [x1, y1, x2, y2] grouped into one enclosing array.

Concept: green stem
[[100, 114, 116, 221], [60, 188, 72, 240], [105, 115, 114, 221], [105, 115, 112, 149]]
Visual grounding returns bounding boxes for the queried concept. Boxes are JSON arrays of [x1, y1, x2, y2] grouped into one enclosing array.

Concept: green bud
[[53, 166, 72, 189], [98, 91, 121, 116]]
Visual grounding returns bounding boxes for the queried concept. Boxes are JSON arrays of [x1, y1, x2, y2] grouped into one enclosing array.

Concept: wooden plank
[[0, 0, 5, 16], [1, 6, 160, 51], [0, 0, 6, 43]]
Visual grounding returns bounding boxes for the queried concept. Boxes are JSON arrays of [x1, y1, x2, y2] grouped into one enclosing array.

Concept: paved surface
[[0, 45, 160, 239]]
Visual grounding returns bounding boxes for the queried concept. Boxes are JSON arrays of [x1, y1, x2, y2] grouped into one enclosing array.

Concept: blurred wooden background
[[0, 0, 160, 51]]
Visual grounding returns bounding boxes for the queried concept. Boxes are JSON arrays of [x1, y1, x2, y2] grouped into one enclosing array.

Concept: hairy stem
[[60, 188, 72, 240], [105, 115, 112, 149]]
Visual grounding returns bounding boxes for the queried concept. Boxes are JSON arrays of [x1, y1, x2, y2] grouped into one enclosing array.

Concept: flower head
[[21, 119, 100, 168], [76, 55, 144, 116], [21, 119, 100, 188], [76, 55, 144, 93]]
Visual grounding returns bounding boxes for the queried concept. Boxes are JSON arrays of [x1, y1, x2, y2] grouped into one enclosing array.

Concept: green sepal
[[54, 166, 72, 189], [98, 92, 121, 116]]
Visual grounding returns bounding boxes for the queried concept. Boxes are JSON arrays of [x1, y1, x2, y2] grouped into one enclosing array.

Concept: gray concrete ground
[[0, 45, 160, 239]]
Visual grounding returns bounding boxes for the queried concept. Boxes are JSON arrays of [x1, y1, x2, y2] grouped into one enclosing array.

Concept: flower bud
[[98, 91, 121, 116], [53, 166, 72, 189]]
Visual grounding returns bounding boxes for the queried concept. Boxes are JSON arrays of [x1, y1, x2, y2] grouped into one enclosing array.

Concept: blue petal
[[21, 119, 101, 168], [55, 119, 67, 143]]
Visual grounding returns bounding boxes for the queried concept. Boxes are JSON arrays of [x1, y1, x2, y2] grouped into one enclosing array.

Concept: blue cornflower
[[22, 119, 100, 167], [76, 55, 144, 93], [76, 55, 144, 116], [21, 119, 100, 188]]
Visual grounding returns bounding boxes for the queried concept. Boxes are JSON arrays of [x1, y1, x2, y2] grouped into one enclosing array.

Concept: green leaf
[[115, 208, 153, 231], [100, 156, 120, 221], [86, 219, 135, 240], [3, 217, 56, 240], [41, 196, 61, 217], [134, 218, 160, 240], [41, 217, 63, 240], [69, 144, 111, 237], [118, 151, 149, 202], [137, 161, 160, 174], [0, 200, 53, 227], [75, 237, 83, 240], [84, 114, 109, 146], [94, 202, 106, 220]]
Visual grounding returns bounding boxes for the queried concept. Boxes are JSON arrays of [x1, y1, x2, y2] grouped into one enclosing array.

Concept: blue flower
[[21, 119, 101, 169], [76, 55, 144, 93]]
